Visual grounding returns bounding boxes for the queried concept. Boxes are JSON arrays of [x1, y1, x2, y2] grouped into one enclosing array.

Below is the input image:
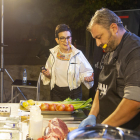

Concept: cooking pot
[[67, 124, 140, 140]]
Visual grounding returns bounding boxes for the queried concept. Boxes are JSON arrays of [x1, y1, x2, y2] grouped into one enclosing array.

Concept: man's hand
[[42, 69, 51, 79], [84, 73, 94, 82], [79, 115, 96, 128]]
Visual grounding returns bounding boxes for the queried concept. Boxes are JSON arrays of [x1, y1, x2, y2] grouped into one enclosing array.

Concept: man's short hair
[[55, 24, 72, 38], [87, 8, 124, 31]]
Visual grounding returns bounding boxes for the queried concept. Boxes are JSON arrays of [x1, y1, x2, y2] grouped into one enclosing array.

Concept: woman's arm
[[79, 51, 94, 89], [42, 69, 51, 79], [41, 54, 52, 85]]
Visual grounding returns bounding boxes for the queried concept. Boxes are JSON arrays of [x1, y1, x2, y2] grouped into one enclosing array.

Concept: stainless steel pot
[[67, 124, 140, 140]]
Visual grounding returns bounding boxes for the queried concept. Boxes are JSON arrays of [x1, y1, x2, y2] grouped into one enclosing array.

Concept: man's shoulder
[[119, 32, 140, 58], [124, 32, 140, 48]]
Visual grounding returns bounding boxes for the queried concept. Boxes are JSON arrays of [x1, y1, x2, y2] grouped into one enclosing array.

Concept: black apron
[[50, 84, 82, 101], [98, 32, 140, 130]]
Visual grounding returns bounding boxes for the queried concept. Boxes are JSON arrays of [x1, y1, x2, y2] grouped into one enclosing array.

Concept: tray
[[41, 110, 74, 115], [19, 101, 74, 115]]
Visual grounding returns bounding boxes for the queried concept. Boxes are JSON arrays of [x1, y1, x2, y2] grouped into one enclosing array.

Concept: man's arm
[[89, 89, 100, 117], [102, 98, 140, 127], [78, 89, 99, 128]]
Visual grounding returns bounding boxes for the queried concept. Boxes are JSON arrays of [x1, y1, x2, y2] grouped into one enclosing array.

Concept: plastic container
[[23, 69, 27, 84], [29, 106, 43, 140]]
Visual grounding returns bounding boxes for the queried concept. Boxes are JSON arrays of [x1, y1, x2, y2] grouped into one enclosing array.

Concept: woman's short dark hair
[[55, 24, 72, 38]]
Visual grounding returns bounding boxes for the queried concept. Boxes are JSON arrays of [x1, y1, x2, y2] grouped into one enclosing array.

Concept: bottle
[[23, 69, 27, 84], [29, 106, 43, 139]]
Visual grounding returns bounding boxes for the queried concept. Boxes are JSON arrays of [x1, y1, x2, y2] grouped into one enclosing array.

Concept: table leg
[[36, 88, 38, 101], [11, 86, 13, 103], [36, 80, 40, 101], [37, 86, 40, 101]]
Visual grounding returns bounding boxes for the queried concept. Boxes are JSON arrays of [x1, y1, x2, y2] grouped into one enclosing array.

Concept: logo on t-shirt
[[98, 82, 108, 98]]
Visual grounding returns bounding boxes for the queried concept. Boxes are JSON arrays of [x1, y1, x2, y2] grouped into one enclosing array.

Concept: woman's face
[[55, 31, 72, 51]]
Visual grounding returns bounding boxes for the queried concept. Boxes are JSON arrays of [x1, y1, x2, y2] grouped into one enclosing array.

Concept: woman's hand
[[84, 73, 94, 82], [42, 69, 51, 79]]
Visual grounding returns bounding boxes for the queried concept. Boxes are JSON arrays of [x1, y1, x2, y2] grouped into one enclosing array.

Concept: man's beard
[[100, 36, 117, 53]]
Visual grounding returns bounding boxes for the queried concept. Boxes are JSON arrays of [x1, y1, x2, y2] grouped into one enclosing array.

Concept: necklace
[[57, 49, 72, 61]]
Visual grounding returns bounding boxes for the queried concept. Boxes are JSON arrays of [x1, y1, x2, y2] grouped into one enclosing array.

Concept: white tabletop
[[0, 103, 80, 140]]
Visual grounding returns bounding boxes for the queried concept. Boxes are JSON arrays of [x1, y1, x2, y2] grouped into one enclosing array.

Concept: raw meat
[[44, 118, 69, 140]]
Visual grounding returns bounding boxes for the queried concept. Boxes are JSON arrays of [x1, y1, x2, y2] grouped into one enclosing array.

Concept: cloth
[[50, 84, 82, 101], [98, 31, 140, 130], [41, 44, 94, 90], [55, 58, 69, 87]]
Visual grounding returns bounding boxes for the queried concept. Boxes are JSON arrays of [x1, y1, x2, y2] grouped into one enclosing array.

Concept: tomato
[[40, 103, 49, 111], [56, 104, 65, 111], [48, 104, 56, 111], [65, 104, 74, 111]]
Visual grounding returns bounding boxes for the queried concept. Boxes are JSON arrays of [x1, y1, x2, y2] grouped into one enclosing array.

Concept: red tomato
[[56, 104, 65, 111], [48, 104, 56, 111], [65, 104, 74, 111], [40, 103, 49, 111]]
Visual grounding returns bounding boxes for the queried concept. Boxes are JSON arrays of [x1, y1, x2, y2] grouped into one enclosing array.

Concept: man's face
[[91, 24, 117, 53], [55, 31, 72, 51]]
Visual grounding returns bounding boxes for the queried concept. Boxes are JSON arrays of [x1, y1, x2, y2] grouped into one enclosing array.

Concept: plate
[[19, 100, 74, 114]]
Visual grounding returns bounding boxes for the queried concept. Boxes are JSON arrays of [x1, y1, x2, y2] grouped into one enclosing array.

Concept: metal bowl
[[67, 124, 140, 140]]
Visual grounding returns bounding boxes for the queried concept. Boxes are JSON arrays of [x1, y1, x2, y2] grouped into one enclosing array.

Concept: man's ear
[[55, 38, 59, 44], [110, 23, 118, 35]]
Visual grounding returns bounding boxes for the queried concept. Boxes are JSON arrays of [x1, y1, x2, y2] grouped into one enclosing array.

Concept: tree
[[38, 0, 139, 29]]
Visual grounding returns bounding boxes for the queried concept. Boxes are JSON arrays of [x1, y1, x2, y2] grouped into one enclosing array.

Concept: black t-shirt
[[107, 31, 140, 101], [105, 31, 140, 130]]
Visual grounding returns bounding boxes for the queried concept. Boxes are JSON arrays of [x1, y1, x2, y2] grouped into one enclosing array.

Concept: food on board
[[40, 103, 49, 111], [48, 104, 57, 111], [27, 99, 35, 105], [56, 104, 66, 111], [65, 104, 74, 111], [43, 118, 69, 140]]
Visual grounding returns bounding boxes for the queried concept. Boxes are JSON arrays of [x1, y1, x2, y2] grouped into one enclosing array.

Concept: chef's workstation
[[0, 98, 140, 140], [0, 98, 91, 140]]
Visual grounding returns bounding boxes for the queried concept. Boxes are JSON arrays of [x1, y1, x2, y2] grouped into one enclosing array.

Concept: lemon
[[27, 99, 35, 106], [21, 101, 29, 108], [102, 44, 107, 49]]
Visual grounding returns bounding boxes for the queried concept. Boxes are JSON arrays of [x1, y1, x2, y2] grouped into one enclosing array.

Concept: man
[[79, 8, 140, 130]]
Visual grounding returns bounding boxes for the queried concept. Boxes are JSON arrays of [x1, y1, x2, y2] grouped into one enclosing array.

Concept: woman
[[41, 24, 94, 101]]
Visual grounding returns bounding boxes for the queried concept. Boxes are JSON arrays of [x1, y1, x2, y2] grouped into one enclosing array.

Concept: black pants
[[50, 84, 82, 101]]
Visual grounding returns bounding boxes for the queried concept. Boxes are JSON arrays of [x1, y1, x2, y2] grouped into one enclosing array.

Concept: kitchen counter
[[0, 103, 85, 140]]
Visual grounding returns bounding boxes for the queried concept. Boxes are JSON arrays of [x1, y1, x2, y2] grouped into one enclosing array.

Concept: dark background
[[0, 0, 140, 65], [0, 0, 140, 102]]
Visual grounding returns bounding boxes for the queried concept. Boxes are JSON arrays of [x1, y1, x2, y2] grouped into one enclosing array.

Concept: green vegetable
[[64, 97, 80, 102], [54, 97, 92, 111]]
